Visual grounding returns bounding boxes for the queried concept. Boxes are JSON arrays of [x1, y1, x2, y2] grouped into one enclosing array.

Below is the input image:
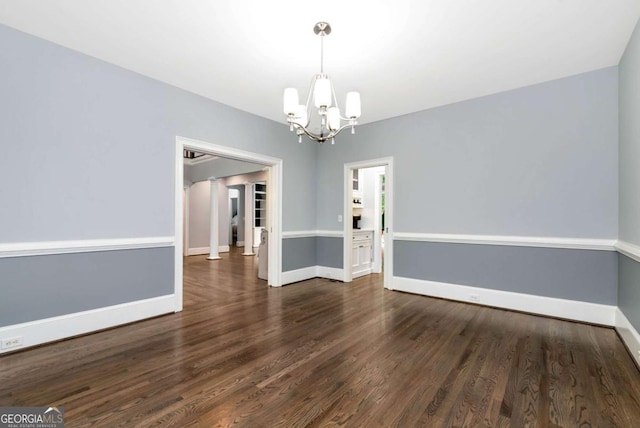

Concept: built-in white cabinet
[[352, 230, 373, 278]]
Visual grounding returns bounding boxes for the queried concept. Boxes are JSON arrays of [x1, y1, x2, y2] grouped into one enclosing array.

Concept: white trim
[[616, 240, 640, 263], [183, 186, 190, 255], [0, 295, 174, 354], [0, 236, 174, 258], [393, 232, 616, 251], [282, 230, 344, 238], [186, 246, 209, 256], [316, 230, 344, 238], [282, 266, 318, 285], [318, 267, 344, 281], [615, 308, 640, 366], [236, 241, 245, 246], [392, 276, 616, 326], [352, 267, 373, 279], [281, 266, 345, 285], [282, 231, 317, 238], [219, 245, 230, 253]]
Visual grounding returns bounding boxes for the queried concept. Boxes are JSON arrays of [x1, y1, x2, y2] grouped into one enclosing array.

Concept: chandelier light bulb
[[346, 92, 361, 119], [283, 88, 299, 115], [327, 107, 341, 131], [313, 77, 332, 109]]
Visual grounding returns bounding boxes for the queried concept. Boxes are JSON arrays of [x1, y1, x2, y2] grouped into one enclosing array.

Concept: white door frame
[[343, 157, 394, 289], [174, 136, 283, 312], [182, 185, 190, 256], [372, 171, 384, 274]]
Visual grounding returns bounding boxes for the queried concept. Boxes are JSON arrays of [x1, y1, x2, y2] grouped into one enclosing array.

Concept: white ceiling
[[1, 1, 639, 125]]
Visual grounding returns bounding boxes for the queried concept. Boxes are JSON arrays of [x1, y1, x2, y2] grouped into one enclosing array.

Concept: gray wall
[[0, 23, 317, 243], [620, 18, 640, 247], [395, 241, 617, 304], [317, 237, 343, 269], [618, 17, 640, 331], [317, 67, 618, 238], [314, 67, 619, 303], [619, 255, 640, 328], [0, 24, 316, 326], [282, 237, 316, 272], [0, 248, 174, 325], [282, 236, 343, 272], [184, 164, 193, 183]]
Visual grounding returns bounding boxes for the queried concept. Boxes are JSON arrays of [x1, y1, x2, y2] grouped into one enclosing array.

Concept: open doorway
[[183, 171, 267, 258], [343, 157, 394, 288], [174, 136, 283, 313], [229, 188, 239, 247]]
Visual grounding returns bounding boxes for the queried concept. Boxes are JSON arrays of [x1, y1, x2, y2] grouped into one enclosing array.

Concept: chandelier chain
[[320, 32, 324, 74]]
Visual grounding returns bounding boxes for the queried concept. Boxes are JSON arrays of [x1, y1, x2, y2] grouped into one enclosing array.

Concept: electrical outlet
[[1, 336, 23, 349], [468, 294, 479, 303]]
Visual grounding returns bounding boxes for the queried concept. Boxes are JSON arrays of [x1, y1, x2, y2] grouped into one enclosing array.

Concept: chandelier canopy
[[283, 22, 361, 144]]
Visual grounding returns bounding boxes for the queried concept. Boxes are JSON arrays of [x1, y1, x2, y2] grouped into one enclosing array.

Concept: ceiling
[[1, 1, 639, 126]]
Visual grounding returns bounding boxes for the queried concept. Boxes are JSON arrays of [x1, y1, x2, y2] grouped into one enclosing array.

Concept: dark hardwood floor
[[2, 246, 640, 427]]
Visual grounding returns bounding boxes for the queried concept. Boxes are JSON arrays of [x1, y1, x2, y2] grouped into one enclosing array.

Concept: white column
[[207, 177, 222, 260], [243, 182, 254, 256]]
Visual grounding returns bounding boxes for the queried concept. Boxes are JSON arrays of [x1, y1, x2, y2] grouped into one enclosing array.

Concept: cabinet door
[[361, 243, 372, 266], [352, 245, 360, 269]]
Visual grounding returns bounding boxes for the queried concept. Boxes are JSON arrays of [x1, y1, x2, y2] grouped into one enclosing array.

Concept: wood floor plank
[[1, 247, 639, 427]]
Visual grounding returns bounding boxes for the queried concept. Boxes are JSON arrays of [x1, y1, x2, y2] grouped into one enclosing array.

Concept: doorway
[[228, 188, 239, 247], [174, 136, 283, 313], [343, 157, 394, 288]]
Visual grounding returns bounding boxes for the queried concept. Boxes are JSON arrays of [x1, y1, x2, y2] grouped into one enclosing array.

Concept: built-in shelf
[[254, 182, 266, 228]]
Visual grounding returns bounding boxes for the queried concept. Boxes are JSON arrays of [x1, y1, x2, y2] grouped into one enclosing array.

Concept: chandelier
[[283, 22, 361, 144]]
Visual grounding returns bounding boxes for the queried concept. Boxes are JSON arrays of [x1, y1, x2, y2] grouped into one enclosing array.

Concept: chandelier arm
[[288, 121, 332, 143], [304, 74, 317, 123], [291, 120, 354, 143], [325, 122, 353, 139]]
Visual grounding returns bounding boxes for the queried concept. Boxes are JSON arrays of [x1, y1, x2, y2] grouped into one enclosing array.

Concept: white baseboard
[[187, 246, 209, 256], [281, 266, 345, 286], [353, 268, 372, 279], [392, 277, 616, 326], [236, 241, 244, 247], [615, 308, 640, 366], [281, 266, 318, 285], [317, 267, 344, 281], [0, 295, 175, 354], [218, 245, 230, 253]]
